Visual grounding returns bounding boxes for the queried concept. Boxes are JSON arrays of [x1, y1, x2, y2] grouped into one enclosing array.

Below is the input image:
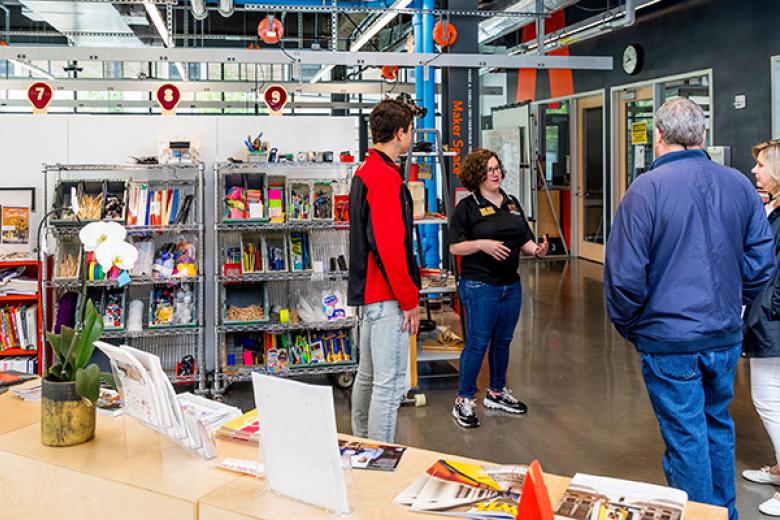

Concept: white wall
[[0, 114, 358, 371]]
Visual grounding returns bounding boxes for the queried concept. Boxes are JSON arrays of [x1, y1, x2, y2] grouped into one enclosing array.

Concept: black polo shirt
[[449, 190, 534, 285]]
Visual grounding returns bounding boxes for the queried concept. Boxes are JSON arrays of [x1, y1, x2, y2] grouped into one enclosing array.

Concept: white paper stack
[[95, 342, 241, 459]]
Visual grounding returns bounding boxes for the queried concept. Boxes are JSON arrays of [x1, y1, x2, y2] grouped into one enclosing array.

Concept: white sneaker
[[743, 466, 780, 485], [759, 493, 780, 516]]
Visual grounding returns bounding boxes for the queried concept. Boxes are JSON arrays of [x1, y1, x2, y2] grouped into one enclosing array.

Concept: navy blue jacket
[[744, 207, 780, 357], [605, 149, 775, 354]]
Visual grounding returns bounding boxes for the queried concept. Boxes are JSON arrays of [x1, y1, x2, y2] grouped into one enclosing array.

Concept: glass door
[[576, 95, 605, 263], [618, 86, 654, 200]]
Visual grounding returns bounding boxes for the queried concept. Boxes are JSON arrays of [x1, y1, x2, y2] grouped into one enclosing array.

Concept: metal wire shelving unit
[[41, 162, 208, 393], [212, 161, 358, 398]]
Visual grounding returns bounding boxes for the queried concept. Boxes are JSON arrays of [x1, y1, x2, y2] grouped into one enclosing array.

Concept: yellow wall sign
[[631, 122, 648, 145]]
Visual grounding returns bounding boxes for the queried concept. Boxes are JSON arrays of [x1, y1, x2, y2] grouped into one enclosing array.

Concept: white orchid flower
[[79, 221, 127, 252], [95, 239, 139, 272]]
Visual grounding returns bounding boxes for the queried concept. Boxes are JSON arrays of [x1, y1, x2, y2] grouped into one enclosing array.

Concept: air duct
[[191, 0, 208, 20], [218, 0, 235, 17]]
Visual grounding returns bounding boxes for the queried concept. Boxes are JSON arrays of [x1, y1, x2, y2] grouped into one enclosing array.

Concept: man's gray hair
[[655, 98, 706, 147]]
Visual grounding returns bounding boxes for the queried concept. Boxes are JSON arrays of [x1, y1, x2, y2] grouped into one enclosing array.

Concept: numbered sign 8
[[156, 83, 181, 115], [264, 85, 288, 116], [27, 82, 53, 114]]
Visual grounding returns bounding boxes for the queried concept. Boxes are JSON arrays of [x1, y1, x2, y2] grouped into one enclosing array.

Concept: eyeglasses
[[487, 166, 503, 175]]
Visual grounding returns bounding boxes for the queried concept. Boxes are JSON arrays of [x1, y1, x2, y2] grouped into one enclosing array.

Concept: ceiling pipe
[[511, 0, 645, 55], [190, 0, 208, 20], [218, 0, 235, 17]]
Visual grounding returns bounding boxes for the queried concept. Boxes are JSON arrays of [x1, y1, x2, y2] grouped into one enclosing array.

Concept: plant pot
[[41, 378, 96, 447]]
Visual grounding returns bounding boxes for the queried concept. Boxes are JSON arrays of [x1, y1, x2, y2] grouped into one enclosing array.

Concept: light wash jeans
[[751, 357, 780, 465], [351, 300, 409, 443]]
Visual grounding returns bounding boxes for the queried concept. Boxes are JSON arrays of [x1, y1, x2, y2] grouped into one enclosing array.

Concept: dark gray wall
[[508, 0, 780, 177]]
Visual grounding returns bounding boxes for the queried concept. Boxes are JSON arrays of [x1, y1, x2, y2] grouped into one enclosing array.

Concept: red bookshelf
[[0, 259, 43, 375]]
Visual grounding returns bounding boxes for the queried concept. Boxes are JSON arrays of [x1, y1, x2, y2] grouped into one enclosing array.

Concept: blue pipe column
[[415, 0, 439, 268]]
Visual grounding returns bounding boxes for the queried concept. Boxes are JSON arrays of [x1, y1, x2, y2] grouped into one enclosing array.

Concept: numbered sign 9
[[27, 82, 53, 114], [156, 83, 181, 115], [264, 85, 288, 116]]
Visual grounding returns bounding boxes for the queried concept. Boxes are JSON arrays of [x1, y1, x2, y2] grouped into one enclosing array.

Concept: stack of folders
[[125, 183, 194, 226], [95, 342, 241, 459]]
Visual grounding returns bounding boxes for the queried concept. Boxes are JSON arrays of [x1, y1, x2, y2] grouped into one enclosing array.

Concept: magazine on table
[[554, 473, 688, 520], [95, 341, 241, 459], [394, 459, 528, 519], [217, 408, 260, 444], [338, 440, 406, 471]]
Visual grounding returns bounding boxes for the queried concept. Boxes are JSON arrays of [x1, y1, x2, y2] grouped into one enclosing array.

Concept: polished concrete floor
[[225, 258, 776, 519]]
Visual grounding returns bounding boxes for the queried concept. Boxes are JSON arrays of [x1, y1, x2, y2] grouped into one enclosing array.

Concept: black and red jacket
[[348, 149, 420, 311]]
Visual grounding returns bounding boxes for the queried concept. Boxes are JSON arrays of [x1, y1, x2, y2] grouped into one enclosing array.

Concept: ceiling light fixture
[[12, 59, 54, 80], [310, 0, 413, 84], [144, 2, 187, 80]]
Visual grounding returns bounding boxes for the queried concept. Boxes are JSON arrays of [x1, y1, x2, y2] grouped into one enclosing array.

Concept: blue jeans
[[351, 300, 410, 443], [457, 278, 522, 399], [641, 344, 741, 520]]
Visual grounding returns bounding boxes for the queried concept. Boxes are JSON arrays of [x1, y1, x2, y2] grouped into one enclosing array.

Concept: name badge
[[479, 206, 496, 216]]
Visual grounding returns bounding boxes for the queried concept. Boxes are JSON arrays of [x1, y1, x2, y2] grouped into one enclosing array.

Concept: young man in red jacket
[[348, 99, 421, 443]]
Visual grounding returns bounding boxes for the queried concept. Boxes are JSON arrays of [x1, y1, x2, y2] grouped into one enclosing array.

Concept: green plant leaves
[[47, 363, 64, 381], [73, 300, 104, 371], [46, 332, 63, 365], [75, 363, 100, 404]]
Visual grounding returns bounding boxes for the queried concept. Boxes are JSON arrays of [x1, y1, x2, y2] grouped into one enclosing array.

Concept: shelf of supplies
[[219, 271, 349, 283], [420, 286, 457, 295], [417, 349, 461, 362], [0, 348, 38, 357], [222, 362, 358, 382], [52, 224, 202, 236], [0, 294, 38, 303], [217, 162, 355, 171], [401, 151, 458, 158], [46, 163, 200, 172], [413, 218, 448, 226], [218, 318, 358, 334], [216, 221, 350, 232], [101, 327, 202, 339], [46, 276, 203, 289]]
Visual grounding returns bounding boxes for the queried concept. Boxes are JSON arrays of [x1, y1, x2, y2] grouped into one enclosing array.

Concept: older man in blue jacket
[[605, 98, 775, 520]]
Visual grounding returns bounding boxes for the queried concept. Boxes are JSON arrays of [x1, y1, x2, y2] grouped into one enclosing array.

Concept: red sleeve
[[367, 173, 419, 311]]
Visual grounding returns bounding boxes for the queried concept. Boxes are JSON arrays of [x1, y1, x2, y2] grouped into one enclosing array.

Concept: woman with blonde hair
[[742, 139, 780, 516]]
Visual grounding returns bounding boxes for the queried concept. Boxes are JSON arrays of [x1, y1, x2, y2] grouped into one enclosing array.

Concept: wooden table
[[0, 413, 244, 519], [0, 397, 727, 520], [0, 385, 41, 435], [198, 440, 726, 520]]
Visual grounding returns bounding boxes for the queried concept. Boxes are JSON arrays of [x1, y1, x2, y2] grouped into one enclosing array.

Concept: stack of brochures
[[339, 440, 406, 471], [217, 408, 260, 444], [394, 459, 528, 519], [95, 342, 241, 459]]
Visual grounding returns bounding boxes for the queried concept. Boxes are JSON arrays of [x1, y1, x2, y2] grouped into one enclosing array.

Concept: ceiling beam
[[0, 45, 613, 70]]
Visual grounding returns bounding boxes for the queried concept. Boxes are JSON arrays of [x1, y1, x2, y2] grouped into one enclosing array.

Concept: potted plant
[[41, 221, 138, 447]]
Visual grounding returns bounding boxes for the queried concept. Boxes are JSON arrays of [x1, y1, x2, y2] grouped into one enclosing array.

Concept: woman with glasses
[[742, 139, 780, 516], [448, 148, 548, 429]]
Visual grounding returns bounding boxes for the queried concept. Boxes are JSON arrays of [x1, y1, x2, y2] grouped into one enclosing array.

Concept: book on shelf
[[0, 304, 37, 351], [217, 408, 260, 443], [0, 267, 37, 296], [126, 183, 193, 227], [339, 440, 406, 471], [394, 459, 528, 519], [554, 473, 688, 520]]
